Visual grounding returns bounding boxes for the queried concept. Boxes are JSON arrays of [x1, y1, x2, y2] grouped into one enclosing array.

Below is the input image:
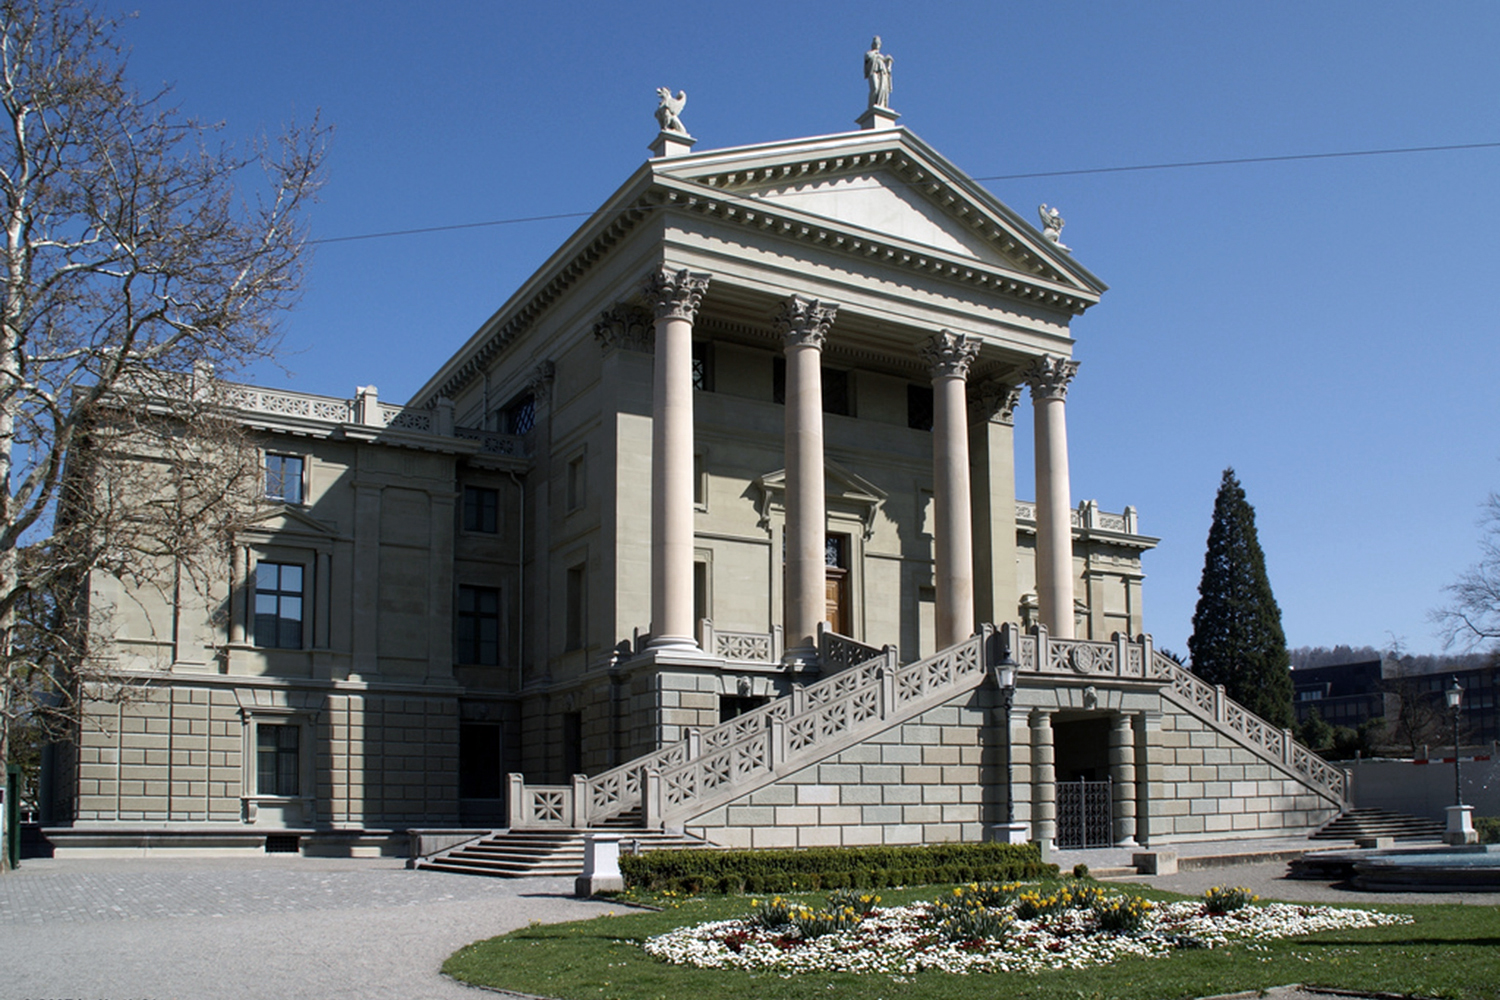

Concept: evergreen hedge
[[618, 841, 1056, 894]]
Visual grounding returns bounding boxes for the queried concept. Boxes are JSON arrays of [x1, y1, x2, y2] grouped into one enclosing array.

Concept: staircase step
[[414, 825, 710, 879], [1311, 807, 1444, 841]]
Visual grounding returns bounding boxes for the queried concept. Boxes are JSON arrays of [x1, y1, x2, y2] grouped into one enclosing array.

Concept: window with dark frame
[[505, 393, 536, 435], [253, 563, 304, 649], [907, 384, 934, 431], [265, 454, 304, 503], [771, 357, 850, 415], [459, 722, 503, 799], [565, 563, 586, 651], [457, 585, 500, 665], [463, 486, 499, 533], [256, 724, 300, 796], [691, 340, 713, 391]]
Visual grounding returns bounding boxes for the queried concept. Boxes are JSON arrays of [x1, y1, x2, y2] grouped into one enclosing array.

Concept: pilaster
[[1030, 709, 1056, 850], [1109, 712, 1139, 847], [969, 380, 1021, 627]]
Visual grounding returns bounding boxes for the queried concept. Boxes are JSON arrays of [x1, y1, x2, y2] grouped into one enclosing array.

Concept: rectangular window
[[459, 722, 503, 799], [463, 486, 499, 533], [457, 585, 500, 665], [566, 456, 585, 512], [565, 563, 586, 651], [691, 340, 713, 391], [256, 724, 300, 797], [505, 393, 536, 435], [265, 454, 304, 503], [907, 384, 934, 431], [254, 563, 304, 649], [771, 357, 851, 414]]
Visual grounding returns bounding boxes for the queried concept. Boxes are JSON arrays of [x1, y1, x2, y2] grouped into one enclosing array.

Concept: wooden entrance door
[[824, 534, 849, 634]]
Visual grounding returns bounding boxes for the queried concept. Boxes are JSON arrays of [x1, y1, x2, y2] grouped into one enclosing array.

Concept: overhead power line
[[307, 140, 1500, 247]]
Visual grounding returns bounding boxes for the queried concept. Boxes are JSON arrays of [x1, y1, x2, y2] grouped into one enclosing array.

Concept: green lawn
[[442, 884, 1500, 1000]]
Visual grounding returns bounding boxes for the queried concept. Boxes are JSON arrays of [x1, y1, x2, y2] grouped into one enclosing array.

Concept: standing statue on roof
[[1038, 204, 1071, 252], [864, 36, 893, 109], [655, 88, 688, 134]]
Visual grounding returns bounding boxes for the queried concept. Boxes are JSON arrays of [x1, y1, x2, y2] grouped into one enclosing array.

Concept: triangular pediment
[[241, 503, 340, 543], [654, 129, 1103, 294], [754, 461, 888, 538]]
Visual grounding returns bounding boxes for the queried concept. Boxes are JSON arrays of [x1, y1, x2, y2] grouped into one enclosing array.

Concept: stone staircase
[[415, 814, 706, 878], [1311, 807, 1445, 842]]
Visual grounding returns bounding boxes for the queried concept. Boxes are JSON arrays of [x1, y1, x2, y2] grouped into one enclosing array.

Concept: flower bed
[[642, 884, 1413, 976]]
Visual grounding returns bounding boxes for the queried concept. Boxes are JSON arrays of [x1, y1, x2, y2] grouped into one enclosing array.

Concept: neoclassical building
[[44, 80, 1347, 858]]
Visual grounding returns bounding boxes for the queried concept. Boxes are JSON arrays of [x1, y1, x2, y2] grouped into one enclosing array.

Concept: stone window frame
[[252, 560, 307, 650], [462, 484, 500, 534], [456, 583, 502, 666], [263, 451, 307, 505], [564, 446, 587, 514], [239, 707, 317, 826]]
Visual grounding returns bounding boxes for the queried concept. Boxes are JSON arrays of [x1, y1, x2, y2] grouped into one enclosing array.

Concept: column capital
[[971, 380, 1023, 425], [528, 360, 556, 403], [775, 294, 838, 350], [1024, 355, 1080, 401], [920, 329, 980, 380], [644, 267, 711, 322], [593, 303, 655, 354]]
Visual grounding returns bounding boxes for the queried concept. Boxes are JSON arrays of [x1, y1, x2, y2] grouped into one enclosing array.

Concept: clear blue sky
[[116, 1, 1500, 658]]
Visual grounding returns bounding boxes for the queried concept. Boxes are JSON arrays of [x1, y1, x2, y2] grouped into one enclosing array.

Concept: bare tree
[[1432, 492, 1500, 652], [0, 0, 326, 858]]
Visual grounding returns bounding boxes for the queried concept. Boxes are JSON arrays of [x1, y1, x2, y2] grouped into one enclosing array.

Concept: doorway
[[825, 534, 850, 634]]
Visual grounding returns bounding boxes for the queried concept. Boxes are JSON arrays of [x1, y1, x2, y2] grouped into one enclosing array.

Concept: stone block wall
[[1141, 709, 1340, 842], [685, 693, 1000, 849]]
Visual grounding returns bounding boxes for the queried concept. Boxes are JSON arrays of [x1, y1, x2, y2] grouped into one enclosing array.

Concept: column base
[[781, 645, 819, 670]]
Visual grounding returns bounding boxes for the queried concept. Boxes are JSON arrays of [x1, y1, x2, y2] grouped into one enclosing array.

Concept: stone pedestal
[[1132, 850, 1178, 875], [988, 822, 1030, 845], [1445, 804, 1478, 846], [575, 833, 625, 896]]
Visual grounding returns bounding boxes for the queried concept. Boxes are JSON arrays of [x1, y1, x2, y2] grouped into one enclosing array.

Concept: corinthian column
[[1024, 355, 1079, 638], [643, 267, 710, 649], [920, 330, 981, 649], [776, 295, 838, 664]]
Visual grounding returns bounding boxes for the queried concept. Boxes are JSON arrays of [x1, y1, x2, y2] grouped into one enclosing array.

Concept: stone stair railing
[[816, 622, 894, 678], [508, 629, 979, 830], [1158, 654, 1350, 806]]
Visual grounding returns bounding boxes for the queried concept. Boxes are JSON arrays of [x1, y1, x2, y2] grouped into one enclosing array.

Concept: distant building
[[1293, 658, 1500, 745]]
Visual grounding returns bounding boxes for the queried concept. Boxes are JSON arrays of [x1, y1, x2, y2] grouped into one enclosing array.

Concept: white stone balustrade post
[[1282, 729, 1295, 765], [641, 769, 662, 829], [776, 295, 839, 664], [1023, 356, 1079, 638], [1031, 710, 1056, 849], [768, 718, 786, 771], [571, 774, 588, 827], [1214, 684, 1227, 723], [1109, 714, 1139, 847], [508, 773, 526, 828], [921, 330, 981, 648], [643, 267, 711, 649], [686, 729, 701, 759]]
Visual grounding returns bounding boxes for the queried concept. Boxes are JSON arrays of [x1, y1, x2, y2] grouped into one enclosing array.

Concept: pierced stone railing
[[700, 620, 782, 663], [509, 628, 998, 830], [1012, 625, 1171, 683], [816, 623, 892, 677], [224, 385, 355, 423], [453, 426, 524, 456], [379, 401, 434, 432], [1160, 655, 1349, 804]]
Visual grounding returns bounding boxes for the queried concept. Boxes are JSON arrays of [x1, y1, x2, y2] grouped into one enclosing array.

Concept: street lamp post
[[1445, 677, 1464, 808], [1442, 676, 1476, 845], [989, 645, 1024, 843]]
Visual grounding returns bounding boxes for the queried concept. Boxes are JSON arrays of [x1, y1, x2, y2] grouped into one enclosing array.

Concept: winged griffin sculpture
[[655, 88, 688, 134], [1038, 204, 1071, 252]]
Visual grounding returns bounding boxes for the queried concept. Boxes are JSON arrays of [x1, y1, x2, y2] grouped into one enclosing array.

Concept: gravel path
[[1, 856, 619, 1000]]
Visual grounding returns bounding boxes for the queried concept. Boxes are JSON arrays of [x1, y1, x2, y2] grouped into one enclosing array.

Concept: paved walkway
[[1, 856, 618, 1000], [5, 840, 1493, 1000]]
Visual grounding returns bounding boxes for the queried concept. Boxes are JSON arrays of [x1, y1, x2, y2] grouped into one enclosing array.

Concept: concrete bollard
[[575, 833, 625, 897]]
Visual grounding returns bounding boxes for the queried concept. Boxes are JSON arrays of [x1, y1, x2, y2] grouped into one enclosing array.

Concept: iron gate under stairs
[[1055, 779, 1113, 849]]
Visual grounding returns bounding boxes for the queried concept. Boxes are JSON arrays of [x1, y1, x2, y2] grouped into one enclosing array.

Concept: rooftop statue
[[1038, 203, 1071, 252], [655, 88, 688, 135], [864, 36, 893, 109]]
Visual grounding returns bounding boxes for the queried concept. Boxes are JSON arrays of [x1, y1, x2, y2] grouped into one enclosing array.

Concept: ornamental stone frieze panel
[[971, 380, 1023, 425], [593, 303, 655, 354], [919, 329, 980, 380], [644, 267, 711, 322], [1023, 355, 1080, 401], [774, 294, 839, 349]]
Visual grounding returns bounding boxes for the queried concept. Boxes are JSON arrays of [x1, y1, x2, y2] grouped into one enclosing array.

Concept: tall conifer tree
[[1187, 468, 1295, 727]]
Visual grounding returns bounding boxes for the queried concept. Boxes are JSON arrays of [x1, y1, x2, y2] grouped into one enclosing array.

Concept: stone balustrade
[[1015, 499, 1139, 535], [700, 620, 783, 663]]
